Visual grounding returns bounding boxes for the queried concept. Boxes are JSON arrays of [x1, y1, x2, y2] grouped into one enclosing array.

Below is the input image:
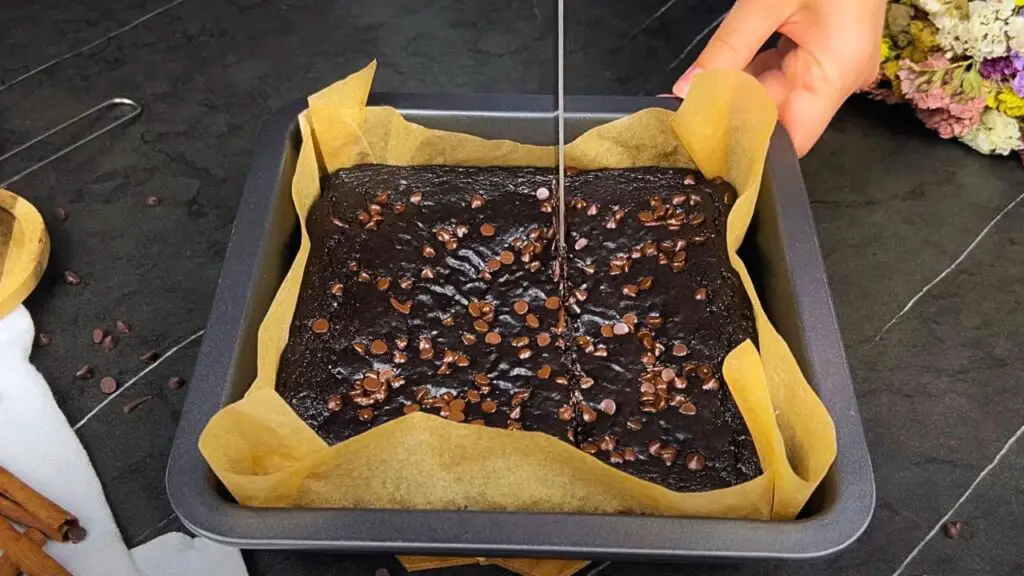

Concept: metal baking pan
[[167, 94, 875, 561]]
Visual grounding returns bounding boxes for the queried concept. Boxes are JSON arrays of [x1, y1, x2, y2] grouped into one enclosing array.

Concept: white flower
[[936, 1, 1016, 59], [959, 109, 1023, 155], [1008, 14, 1024, 53], [888, 4, 916, 47]]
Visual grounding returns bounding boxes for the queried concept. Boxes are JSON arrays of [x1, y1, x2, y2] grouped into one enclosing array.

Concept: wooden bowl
[[0, 189, 49, 318]]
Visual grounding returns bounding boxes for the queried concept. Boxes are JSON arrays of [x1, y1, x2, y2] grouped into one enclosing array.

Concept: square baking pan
[[167, 94, 875, 561]]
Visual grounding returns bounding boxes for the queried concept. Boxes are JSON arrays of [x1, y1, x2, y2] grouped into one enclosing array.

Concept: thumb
[[673, 0, 788, 97]]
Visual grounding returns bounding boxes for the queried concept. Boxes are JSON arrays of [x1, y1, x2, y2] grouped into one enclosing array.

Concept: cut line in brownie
[[276, 164, 762, 493]]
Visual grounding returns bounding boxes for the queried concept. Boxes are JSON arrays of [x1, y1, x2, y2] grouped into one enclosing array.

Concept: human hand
[[673, 0, 886, 157]]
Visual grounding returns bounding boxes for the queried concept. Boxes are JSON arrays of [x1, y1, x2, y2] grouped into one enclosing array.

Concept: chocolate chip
[[536, 333, 552, 347], [330, 281, 344, 296], [116, 320, 131, 334], [511, 336, 530, 348], [99, 377, 118, 394], [599, 436, 617, 452], [466, 390, 481, 403], [486, 258, 502, 272], [422, 244, 436, 258], [376, 277, 391, 291], [579, 403, 598, 423], [448, 410, 466, 422], [612, 322, 630, 336], [74, 365, 93, 380], [91, 328, 106, 344], [724, 190, 736, 205], [484, 332, 501, 345], [659, 446, 678, 466], [513, 300, 529, 315], [672, 343, 689, 356], [598, 398, 617, 415], [370, 339, 388, 355], [544, 296, 561, 310], [473, 319, 490, 333], [685, 452, 706, 470], [622, 284, 638, 297], [627, 418, 643, 432], [660, 368, 677, 382], [352, 342, 367, 355], [581, 442, 599, 455], [442, 315, 455, 326], [499, 250, 515, 265], [600, 324, 614, 338], [470, 194, 486, 208], [63, 271, 81, 286], [680, 402, 697, 416], [536, 187, 551, 200], [480, 223, 496, 237], [358, 271, 372, 283], [146, 196, 161, 206], [525, 314, 540, 329], [638, 276, 653, 291], [53, 207, 69, 221], [101, 334, 117, 351], [694, 287, 708, 301], [408, 191, 424, 205], [574, 238, 588, 250], [647, 440, 662, 456], [358, 408, 375, 422], [462, 333, 478, 345], [579, 376, 594, 389], [943, 521, 962, 539], [325, 394, 343, 411], [481, 399, 497, 414], [702, 378, 720, 391], [390, 297, 412, 314], [311, 318, 330, 333], [558, 404, 573, 421], [421, 266, 436, 279], [517, 348, 534, 359], [167, 376, 186, 390], [122, 396, 152, 414], [474, 373, 491, 386]]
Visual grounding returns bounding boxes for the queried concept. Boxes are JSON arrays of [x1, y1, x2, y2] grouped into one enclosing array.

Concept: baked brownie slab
[[563, 168, 761, 492], [276, 165, 573, 445]]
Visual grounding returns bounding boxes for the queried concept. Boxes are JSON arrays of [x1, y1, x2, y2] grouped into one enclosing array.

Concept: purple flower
[[1013, 53, 1024, 71], [1013, 70, 1024, 97], [980, 56, 1017, 79]]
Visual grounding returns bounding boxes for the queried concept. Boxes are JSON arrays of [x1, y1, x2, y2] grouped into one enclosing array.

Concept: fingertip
[[672, 66, 703, 98]]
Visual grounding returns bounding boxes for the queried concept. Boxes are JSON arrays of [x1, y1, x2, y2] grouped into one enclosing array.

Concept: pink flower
[[895, 57, 986, 138]]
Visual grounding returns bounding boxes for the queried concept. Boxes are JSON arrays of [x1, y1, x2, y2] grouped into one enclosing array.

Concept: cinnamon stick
[[0, 497, 57, 542], [0, 468, 76, 542], [0, 517, 70, 576]]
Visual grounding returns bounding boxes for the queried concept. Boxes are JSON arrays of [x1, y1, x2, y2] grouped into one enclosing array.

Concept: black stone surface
[[4, 0, 1024, 574]]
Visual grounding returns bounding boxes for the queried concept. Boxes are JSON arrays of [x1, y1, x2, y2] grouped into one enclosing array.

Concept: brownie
[[275, 165, 574, 445], [276, 164, 762, 493], [563, 168, 761, 492]]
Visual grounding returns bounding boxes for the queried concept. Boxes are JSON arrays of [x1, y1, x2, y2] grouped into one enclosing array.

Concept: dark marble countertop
[[3, 1, 1023, 575]]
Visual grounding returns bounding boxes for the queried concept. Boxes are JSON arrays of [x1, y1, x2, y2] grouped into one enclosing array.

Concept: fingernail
[[672, 66, 703, 99]]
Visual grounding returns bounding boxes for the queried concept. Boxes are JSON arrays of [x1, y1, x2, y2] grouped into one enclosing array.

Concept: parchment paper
[[199, 61, 836, 521]]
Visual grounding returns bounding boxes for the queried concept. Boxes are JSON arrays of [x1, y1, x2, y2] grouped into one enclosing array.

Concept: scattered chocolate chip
[[421, 266, 436, 279], [536, 187, 551, 200], [115, 320, 131, 334], [358, 271, 372, 283], [638, 276, 653, 291], [612, 322, 630, 336], [92, 328, 106, 344], [599, 436, 617, 452], [146, 196, 161, 207], [480, 223, 496, 237], [484, 332, 501, 345], [409, 191, 423, 205], [390, 297, 412, 314], [101, 334, 117, 351], [470, 194, 486, 208], [685, 452, 706, 471], [627, 418, 643, 432], [558, 405, 573, 421], [422, 244, 436, 258], [943, 521, 962, 539], [525, 314, 540, 329], [536, 333, 552, 347], [63, 271, 81, 286], [513, 300, 529, 315], [622, 284, 638, 297], [376, 277, 391, 291], [140, 350, 159, 364], [598, 398, 617, 416], [702, 378, 721, 391], [672, 343, 689, 356], [659, 446, 678, 466], [544, 296, 561, 310], [167, 376, 186, 390], [311, 318, 330, 333], [647, 439, 662, 456], [660, 368, 677, 382], [54, 207, 69, 221], [370, 339, 388, 355], [35, 332, 51, 347], [680, 402, 697, 416], [579, 403, 598, 423], [74, 365, 93, 380], [574, 238, 588, 250], [481, 399, 497, 414], [499, 250, 515, 265], [99, 377, 118, 394], [474, 373, 491, 386], [694, 287, 708, 301], [122, 395, 153, 414], [358, 408, 375, 422], [327, 395, 343, 411]]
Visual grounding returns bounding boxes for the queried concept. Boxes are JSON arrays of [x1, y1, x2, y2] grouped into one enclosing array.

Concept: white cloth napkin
[[0, 305, 247, 576]]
